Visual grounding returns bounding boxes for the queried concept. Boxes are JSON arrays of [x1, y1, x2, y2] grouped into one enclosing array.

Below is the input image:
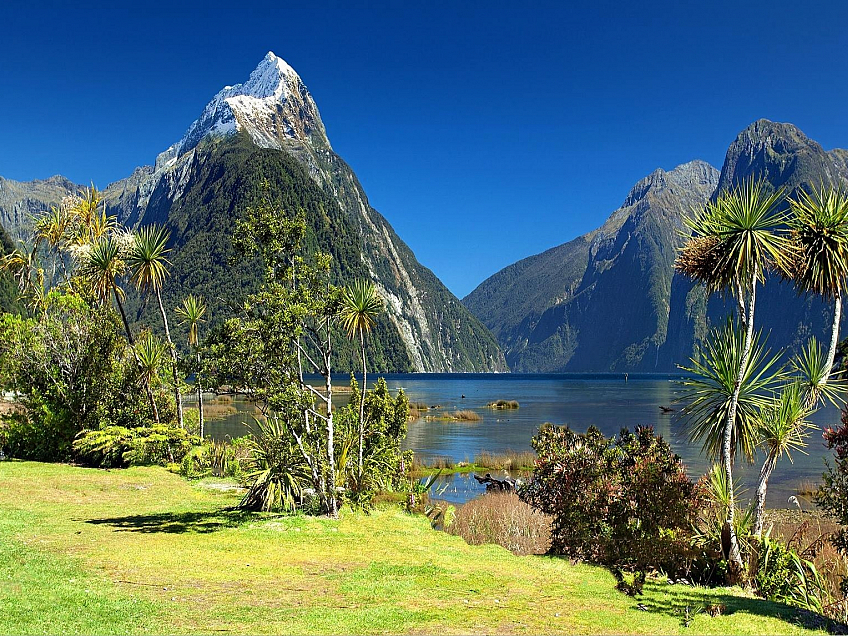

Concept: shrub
[[486, 400, 519, 409], [816, 408, 848, 604], [73, 425, 199, 468], [180, 438, 250, 479], [755, 532, 828, 613], [239, 417, 311, 513], [520, 424, 704, 594], [449, 491, 551, 555]]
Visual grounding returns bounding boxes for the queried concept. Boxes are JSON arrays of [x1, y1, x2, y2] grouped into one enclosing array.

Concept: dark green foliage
[[0, 291, 162, 461], [754, 534, 827, 613], [519, 424, 703, 594], [72, 425, 200, 468], [179, 437, 250, 479], [339, 377, 410, 503], [240, 416, 312, 513]]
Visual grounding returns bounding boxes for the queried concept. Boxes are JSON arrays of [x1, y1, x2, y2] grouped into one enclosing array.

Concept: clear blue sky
[[3, 1, 848, 297]]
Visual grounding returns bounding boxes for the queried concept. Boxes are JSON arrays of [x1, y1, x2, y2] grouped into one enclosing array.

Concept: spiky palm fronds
[[175, 295, 207, 346], [791, 337, 848, 408], [34, 203, 73, 251], [338, 280, 383, 339], [126, 225, 171, 293], [676, 178, 789, 292], [786, 183, 848, 299], [135, 331, 166, 383], [757, 382, 814, 464], [81, 236, 126, 304], [678, 320, 784, 463], [240, 416, 311, 513]]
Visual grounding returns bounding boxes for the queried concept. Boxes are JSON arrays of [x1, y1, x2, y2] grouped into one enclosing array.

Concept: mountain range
[[3, 54, 846, 375], [464, 119, 848, 372], [0, 52, 507, 373]]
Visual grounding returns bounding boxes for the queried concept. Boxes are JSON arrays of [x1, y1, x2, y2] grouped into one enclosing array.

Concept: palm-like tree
[[68, 186, 116, 247], [786, 184, 848, 387], [339, 280, 383, 477], [135, 331, 166, 424], [34, 203, 73, 282], [176, 295, 207, 438], [127, 225, 183, 429], [679, 320, 783, 463], [676, 177, 788, 580], [83, 236, 134, 344], [751, 382, 814, 538]]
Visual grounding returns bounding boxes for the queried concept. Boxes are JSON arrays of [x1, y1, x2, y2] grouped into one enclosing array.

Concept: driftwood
[[473, 472, 517, 492]]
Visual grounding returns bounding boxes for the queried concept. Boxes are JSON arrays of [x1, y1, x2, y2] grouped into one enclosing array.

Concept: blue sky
[[3, 1, 848, 297]]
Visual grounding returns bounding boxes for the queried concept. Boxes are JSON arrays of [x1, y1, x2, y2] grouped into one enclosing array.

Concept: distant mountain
[[659, 120, 848, 368], [0, 52, 506, 373], [465, 120, 848, 372], [465, 161, 719, 371]]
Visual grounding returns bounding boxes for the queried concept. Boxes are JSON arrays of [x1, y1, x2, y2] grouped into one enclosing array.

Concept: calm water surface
[[204, 373, 843, 508]]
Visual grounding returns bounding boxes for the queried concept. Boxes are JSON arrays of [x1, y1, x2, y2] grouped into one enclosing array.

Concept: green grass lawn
[[0, 460, 833, 634]]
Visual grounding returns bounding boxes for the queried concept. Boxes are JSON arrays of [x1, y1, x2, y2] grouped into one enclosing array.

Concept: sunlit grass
[[0, 460, 832, 634]]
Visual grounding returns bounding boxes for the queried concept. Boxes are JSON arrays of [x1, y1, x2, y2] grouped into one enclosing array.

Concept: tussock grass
[[474, 449, 536, 470], [795, 480, 820, 498], [0, 461, 830, 635], [448, 491, 551, 556], [449, 410, 481, 421], [202, 403, 238, 420], [486, 399, 520, 409], [410, 455, 456, 471]]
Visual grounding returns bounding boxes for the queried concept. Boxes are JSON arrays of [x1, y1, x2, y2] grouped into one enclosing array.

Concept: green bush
[[755, 533, 827, 613], [179, 438, 251, 479], [73, 425, 199, 468], [0, 293, 166, 461], [519, 424, 704, 594]]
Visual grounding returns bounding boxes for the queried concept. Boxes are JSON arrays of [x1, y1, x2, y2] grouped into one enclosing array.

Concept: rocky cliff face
[[465, 161, 719, 371], [0, 52, 507, 373]]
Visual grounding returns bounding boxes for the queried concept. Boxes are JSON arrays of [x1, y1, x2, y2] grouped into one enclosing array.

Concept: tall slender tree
[[676, 177, 788, 582], [339, 280, 383, 478], [127, 225, 183, 429], [786, 184, 848, 389], [176, 295, 207, 438], [135, 331, 166, 424], [751, 382, 814, 538]]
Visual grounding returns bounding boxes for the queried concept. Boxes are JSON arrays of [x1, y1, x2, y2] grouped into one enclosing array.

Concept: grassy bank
[[0, 460, 831, 634]]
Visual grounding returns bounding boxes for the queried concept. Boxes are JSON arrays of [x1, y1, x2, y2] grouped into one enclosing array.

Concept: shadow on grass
[[84, 508, 263, 534], [639, 580, 847, 634]]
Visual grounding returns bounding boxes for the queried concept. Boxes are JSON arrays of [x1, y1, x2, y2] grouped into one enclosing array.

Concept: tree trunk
[[113, 287, 135, 346], [156, 290, 184, 429], [196, 351, 204, 439], [147, 376, 160, 424], [358, 328, 366, 479], [325, 316, 338, 517], [825, 291, 842, 387], [115, 287, 158, 424], [722, 270, 757, 584], [752, 451, 778, 538]]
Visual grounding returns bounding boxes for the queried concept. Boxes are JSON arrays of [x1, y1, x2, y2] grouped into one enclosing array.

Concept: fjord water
[[206, 373, 841, 508]]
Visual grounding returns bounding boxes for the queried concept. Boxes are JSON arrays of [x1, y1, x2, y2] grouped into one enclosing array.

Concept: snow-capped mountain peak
[[159, 51, 330, 167]]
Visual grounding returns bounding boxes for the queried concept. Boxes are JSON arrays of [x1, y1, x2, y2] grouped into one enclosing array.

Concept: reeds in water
[[474, 449, 536, 470]]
